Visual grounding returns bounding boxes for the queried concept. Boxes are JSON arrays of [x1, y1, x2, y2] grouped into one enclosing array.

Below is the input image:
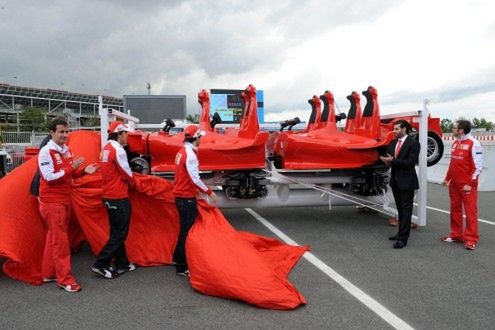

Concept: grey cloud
[[267, 0, 401, 38], [1, 0, 287, 95], [5, 0, 487, 120], [381, 81, 495, 106], [0, 0, 400, 100]]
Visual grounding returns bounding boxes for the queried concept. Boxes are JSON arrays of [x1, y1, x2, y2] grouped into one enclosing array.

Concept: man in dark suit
[[380, 120, 420, 249]]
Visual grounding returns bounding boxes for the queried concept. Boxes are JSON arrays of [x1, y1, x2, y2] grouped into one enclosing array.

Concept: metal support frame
[[417, 100, 429, 226], [92, 98, 430, 222], [99, 96, 140, 148], [372, 106, 429, 225]]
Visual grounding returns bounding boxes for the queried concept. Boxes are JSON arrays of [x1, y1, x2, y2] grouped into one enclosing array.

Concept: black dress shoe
[[389, 235, 400, 240], [393, 240, 407, 249]]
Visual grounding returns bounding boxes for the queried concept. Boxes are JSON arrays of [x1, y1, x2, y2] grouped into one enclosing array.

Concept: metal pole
[[98, 96, 107, 149], [417, 100, 429, 226]]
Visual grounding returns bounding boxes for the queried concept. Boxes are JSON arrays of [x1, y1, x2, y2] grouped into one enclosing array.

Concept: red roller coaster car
[[126, 85, 270, 199], [125, 85, 443, 198], [270, 86, 443, 170]]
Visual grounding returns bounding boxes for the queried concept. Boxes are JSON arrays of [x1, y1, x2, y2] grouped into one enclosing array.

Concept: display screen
[[210, 89, 264, 124]]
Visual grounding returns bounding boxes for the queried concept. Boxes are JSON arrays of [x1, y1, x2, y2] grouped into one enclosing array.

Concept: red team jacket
[[445, 133, 483, 185], [173, 142, 212, 198], [38, 140, 76, 203], [100, 140, 133, 199]]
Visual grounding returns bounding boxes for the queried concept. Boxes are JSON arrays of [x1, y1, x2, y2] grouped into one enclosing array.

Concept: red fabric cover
[[0, 130, 307, 309], [0, 157, 50, 285], [187, 201, 308, 309], [71, 172, 179, 266]]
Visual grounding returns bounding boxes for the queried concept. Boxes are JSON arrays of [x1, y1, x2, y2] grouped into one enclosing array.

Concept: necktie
[[395, 139, 403, 158]]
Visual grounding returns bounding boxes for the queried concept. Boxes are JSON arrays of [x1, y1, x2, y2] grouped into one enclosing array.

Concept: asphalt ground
[[1, 183, 494, 329]]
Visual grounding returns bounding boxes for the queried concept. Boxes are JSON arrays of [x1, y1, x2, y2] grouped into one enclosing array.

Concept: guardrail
[[5, 132, 50, 145], [428, 135, 495, 191]]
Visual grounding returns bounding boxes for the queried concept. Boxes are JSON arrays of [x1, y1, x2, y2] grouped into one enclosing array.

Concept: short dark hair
[[107, 131, 126, 141], [49, 116, 69, 132], [456, 119, 471, 134], [394, 119, 411, 134], [184, 136, 197, 143], [108, 132, 119, 141]]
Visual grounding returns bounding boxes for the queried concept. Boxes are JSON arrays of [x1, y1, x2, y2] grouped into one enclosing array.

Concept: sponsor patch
[[101, 150, 110, 162], [40, 162, 49, 166], [476, 152, 482, 154], [461, 144, 469, 150], [54, 153, 61, 160], [57, 160, 63, 164]]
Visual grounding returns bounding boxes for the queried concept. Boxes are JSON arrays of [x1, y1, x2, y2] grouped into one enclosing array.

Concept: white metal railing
[[1, 131, 47, 172], [0, 128, 101, 173], [0, 131, 48, 145]]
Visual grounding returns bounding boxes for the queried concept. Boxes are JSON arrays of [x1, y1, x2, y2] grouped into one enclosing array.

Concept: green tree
[[20, 106, 47, 131], [87, 116, 101, 127], [471, 117, 494, 131], [185, 114, 199, 123], [440, 118, 453, 133]]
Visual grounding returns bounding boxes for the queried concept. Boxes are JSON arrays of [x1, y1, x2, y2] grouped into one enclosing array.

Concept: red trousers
[[39, 200, 76, 286], [448, 182, 479, 243]]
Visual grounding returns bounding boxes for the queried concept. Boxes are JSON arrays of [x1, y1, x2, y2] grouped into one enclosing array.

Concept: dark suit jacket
[[387, 135, 420, 190], [29, 134, 52, 196]]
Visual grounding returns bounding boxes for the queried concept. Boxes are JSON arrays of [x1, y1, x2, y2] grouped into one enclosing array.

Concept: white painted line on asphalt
[[414, 203, 495, 226], [245, 208, 414, 330]]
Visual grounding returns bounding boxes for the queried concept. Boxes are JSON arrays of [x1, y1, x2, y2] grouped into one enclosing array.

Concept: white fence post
[[98, 96, 108, 149], [417, 100, 429, 226]]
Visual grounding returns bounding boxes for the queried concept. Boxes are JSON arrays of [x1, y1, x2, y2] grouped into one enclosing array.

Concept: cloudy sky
[[1, 0, 494, 123]]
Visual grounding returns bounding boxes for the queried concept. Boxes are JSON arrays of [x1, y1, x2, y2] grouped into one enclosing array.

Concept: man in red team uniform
[[92, 121, 136, 278], [173, 125, 217, 276], [38, 116, 98, 292], [442, 120, 483, 250]]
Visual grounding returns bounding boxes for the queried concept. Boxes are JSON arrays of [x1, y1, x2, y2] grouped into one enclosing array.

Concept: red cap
[[108, 121, 131, 133], [184, 125, 206, 138]]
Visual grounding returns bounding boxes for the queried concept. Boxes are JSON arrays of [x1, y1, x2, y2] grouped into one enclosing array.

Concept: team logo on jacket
[[101, 150, 110, 162]]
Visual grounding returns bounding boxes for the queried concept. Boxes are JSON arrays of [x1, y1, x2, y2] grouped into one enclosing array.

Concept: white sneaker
[[58, 283, 81, 292], [116, 263, 136, 275], [176, 270, 190, 277], [441, 236, 463, 243], [91, 266, 118, 279]]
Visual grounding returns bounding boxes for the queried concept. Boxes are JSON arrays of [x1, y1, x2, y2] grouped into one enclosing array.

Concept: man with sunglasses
[[442, 120, 483, 250]]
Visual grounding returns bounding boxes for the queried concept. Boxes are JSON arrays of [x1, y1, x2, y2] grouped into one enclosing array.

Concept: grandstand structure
[[0, 83, 123, 128]]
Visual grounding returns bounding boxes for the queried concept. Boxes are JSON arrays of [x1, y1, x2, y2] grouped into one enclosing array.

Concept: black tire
[[130, 156, 150, 174], [425, 132, 444, 167], [0, 154, 6, 178], [412, 131, 444, 167]]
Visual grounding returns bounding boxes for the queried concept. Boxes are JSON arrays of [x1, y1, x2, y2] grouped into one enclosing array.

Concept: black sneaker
[[116, 263, 136, 275], [176, 270, 190, 277], [91, 266, 118, 279]]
